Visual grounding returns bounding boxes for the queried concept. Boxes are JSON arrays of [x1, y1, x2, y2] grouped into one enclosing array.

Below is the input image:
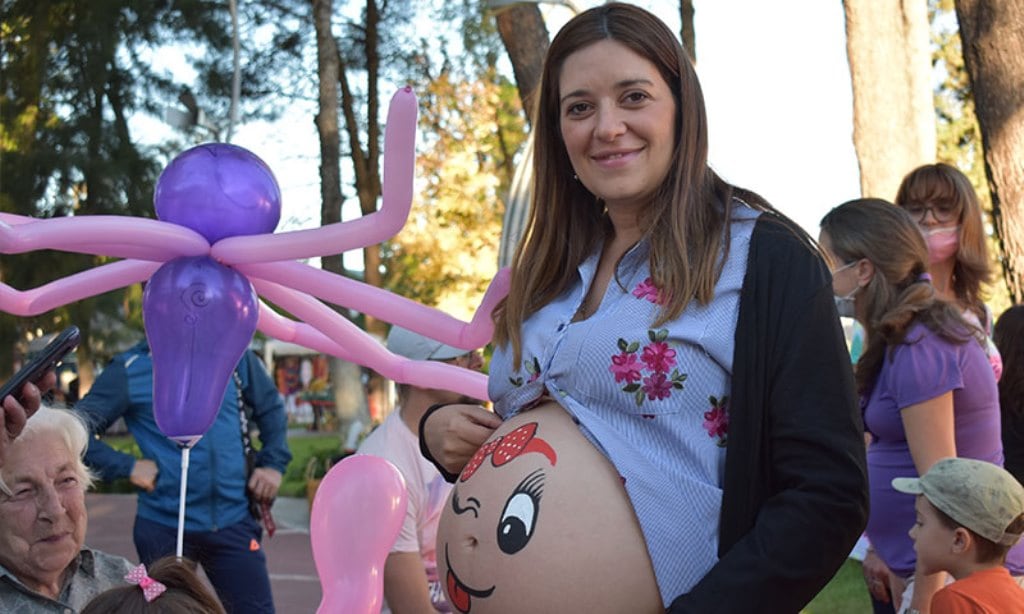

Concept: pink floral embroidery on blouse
[[610, 352, 643, 384], [703, 395, 729, 447], [608, 329, 687, 406], [632, 277, 664, 305], [641, 341, 677, 374]]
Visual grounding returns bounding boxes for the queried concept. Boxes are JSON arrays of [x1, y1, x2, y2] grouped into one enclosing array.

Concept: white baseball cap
[[893, 457, 1024, 546], [385, 325, 468, 361]]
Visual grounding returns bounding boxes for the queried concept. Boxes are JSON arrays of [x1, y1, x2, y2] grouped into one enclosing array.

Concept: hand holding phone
[[0, 326, 80, 405]]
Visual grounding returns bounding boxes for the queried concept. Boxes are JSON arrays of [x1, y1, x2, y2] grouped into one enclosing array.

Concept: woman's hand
[[422, 403, 502, 477], [862, 548, 893, 603]]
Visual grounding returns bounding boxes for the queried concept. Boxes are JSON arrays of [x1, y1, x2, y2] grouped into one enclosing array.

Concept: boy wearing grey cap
[[893, 457, 1024, 613]]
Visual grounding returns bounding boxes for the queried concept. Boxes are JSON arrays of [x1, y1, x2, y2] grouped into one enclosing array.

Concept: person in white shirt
[[358, 326, 483, 613]]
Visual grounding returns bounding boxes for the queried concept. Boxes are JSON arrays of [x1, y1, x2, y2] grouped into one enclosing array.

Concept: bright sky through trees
[[131, 0, 860, 269]]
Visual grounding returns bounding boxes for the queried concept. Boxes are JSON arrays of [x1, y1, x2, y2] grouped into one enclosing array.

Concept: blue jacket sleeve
[[240, 351, 292, 473], [75, 359, 138, 481]]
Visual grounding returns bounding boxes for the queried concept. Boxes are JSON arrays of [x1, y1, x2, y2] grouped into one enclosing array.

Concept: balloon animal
[[1, 87, 511, 425]]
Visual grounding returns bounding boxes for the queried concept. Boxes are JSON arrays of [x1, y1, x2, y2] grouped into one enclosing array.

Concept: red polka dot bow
[[460, 422, 557, 482], [125, 563, 168, 602]]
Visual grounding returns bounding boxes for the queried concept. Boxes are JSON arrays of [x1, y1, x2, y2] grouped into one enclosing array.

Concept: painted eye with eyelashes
[[451, 490, 480, 518], [496, 469, 545, 555]]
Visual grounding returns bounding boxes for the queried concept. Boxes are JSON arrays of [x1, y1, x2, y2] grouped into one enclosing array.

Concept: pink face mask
[[924, 226, 960, 264]]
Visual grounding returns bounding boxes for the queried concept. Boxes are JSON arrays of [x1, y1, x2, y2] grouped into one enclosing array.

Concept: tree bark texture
[[349, 0, 384, 337], [843, 0, 935, 200], [955, 0, 1024, 303], [495, 4, 549, 125], [680, 0, 696, 63], [312, 0, 343, 275]]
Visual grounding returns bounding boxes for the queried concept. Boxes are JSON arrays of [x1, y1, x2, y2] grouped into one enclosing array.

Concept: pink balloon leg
[[310, 454, 408, 614], [210, 86, 418, 264]]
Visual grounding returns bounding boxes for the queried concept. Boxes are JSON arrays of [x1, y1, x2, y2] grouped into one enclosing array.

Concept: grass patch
[[278, 434, 348, 497], [803, 558, 870, 613]]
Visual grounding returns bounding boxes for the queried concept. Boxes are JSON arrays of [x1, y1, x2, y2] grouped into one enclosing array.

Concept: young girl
[[81, 556, 225, 614]]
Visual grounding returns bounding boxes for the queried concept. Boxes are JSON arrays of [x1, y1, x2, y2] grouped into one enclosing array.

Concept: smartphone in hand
[[0, 325, 80, 405]]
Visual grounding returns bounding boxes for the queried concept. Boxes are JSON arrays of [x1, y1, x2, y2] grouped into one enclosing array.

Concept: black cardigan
[[668, 215, 869, 612]]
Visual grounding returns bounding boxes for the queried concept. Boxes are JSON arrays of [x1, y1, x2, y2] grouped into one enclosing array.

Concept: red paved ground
[[85, 493, 322, 613]]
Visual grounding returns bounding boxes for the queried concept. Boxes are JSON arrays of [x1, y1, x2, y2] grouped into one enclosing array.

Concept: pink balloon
[[0, 260, 160, 316], [251, 277, 490, 400], [310, 454, 408, 614], [237, 262, 511, 350], [209, 86, 418, 264], [0, 214, 210, 261]]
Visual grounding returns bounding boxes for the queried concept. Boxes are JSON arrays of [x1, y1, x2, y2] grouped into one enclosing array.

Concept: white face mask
[[833, 286, 859, 319], [831, 260, 860, 319]]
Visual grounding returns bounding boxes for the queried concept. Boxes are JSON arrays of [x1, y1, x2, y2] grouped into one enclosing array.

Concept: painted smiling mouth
[[445, 544, 495, 613]]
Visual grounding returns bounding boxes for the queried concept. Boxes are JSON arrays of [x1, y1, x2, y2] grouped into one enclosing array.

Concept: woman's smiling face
[[558, 39, 677, 213]]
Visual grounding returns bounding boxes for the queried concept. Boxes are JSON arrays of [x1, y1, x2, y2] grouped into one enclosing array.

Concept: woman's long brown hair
[[493, 2, 777, 366]]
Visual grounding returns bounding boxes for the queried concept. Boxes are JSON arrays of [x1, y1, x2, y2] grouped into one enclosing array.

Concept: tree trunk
[[843, 0, 935, 199], [336, 0, 386, 421], [312, 0, 369, 435], [495, 4, 549, 125], [493, 5, 549, 267], [954, 0, 1024, 303], [312, 0, 344, 276], [680, 0, 696, 62]]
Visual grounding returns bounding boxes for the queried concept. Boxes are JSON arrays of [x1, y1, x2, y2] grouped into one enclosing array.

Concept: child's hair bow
[[125, 563, 168, 602]]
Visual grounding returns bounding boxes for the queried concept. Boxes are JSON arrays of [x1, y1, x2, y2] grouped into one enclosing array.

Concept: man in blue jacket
[[76, 340, 291, 613]]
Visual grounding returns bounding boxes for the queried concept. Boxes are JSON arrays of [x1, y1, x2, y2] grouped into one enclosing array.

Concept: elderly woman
[[0, 406, 133, 612]]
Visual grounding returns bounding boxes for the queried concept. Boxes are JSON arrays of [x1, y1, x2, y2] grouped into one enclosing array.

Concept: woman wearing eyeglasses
[[895, 163, 1002, 381]]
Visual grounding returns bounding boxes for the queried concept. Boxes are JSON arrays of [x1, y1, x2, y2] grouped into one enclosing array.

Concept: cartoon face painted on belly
[[437, 402, 662, 614]]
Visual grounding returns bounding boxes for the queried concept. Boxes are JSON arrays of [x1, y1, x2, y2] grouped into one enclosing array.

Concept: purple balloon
[[154, 143, 281, 244], [143, 256, 258, 445]]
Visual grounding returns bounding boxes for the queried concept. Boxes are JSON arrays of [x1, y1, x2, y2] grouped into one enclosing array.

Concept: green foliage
[[278, 434, 347, 498], [380, 0, 526, 317], [930, 0, 985, 188]]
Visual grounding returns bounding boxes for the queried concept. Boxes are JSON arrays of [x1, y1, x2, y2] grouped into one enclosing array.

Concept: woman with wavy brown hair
[[820, 198, 1021, 614]]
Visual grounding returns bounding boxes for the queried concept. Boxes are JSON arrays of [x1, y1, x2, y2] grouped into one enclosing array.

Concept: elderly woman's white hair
[[0, 405, 95, 495]]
